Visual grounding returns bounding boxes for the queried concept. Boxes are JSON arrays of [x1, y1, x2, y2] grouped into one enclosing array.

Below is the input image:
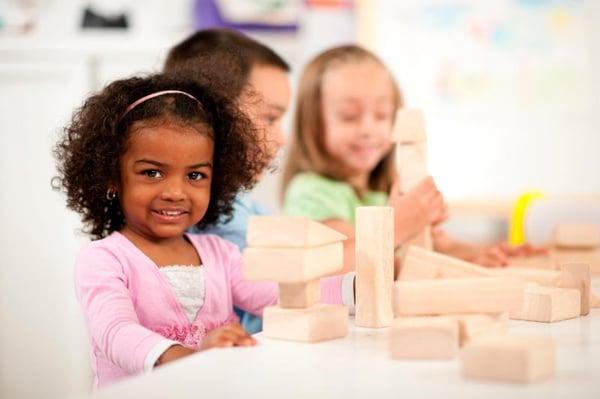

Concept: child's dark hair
[[164, 28, 290, 98], [54, 74, 268, 240]]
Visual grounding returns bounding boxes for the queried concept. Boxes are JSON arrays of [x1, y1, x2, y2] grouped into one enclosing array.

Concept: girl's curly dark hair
[[54, 74, 268, 240]]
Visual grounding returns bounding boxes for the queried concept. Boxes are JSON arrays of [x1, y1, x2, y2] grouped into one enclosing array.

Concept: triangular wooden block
[[247, 216, 347, 248], [393, 108, 427, 143]]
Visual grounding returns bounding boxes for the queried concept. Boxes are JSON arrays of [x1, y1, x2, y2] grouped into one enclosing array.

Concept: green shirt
[[283, 173, 388, 224]]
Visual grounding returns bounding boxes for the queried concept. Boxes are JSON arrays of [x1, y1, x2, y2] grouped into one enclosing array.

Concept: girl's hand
[[200, 322, 256, 351], [388, 176, 446, 246]]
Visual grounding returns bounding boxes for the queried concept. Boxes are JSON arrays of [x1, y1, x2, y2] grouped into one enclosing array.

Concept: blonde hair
[[282, 45, 403, 198]]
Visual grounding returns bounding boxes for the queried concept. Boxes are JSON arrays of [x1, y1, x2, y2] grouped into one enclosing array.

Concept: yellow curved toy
[[509, 191, 544, 245]]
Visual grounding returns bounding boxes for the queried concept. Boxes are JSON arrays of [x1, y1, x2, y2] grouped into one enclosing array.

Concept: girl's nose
[[160, 181, 186, 201]]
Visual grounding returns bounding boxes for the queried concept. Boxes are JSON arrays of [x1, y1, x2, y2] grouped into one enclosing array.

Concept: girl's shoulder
[[186, 233, 241, 259]]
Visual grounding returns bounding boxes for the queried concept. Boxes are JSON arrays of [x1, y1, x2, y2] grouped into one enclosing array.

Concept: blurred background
[[1, 0, 599, 397]]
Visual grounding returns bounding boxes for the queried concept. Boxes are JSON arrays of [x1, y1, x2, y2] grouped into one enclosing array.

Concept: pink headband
[[122, 90, 200, 117]]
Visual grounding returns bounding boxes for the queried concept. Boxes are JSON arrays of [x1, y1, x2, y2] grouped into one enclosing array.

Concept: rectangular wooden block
[[487, 267, 561, 287], [390, 317, 459, 359], [393, 277, 524, 316], [461, 335, 555, 383], [449, 314, 508, 346], [399, 246, 492, 280], [247, 216, 347, 248], [278, 279, 320, 308], [262, 304, 348, 343], [393, 108, 427, 143], [510, 285, 581, 322], [552, 248, 600, 276], [508, 255, 558, 270], [558, 263, 591, 315], [554, 223, 600, 249], [355, 206, 394, 328], [243, 242, 343, 283]]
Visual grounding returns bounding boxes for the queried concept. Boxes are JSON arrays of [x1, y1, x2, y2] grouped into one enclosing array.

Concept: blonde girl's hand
[[388, 176, 446, 246], [199, 322, 257, 351]]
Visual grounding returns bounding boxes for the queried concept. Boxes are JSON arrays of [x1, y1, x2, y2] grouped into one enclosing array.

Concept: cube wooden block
[[262, 304, 348, 342], [558, 263, 591, 315], [355, 206, 394, 328], [399, 246, 492, 280], [390, 317, 459, 359], [461, 335, 555, 383], [449, 314, 508, 346], [243, 242, 343, 283], [247, 216, 347, 248], [393, 277, 524, 316], [554, 223, 600, 249], [510, 285, 581, 322], [278, 279, 320, 308]]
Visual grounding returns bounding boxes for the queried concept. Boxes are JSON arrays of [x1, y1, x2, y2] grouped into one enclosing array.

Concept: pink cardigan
[[75, 232, 344, 388]]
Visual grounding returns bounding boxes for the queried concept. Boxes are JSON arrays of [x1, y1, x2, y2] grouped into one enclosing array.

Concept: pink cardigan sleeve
[[226, 243, 345, 316], [74, 245, 172, 374]]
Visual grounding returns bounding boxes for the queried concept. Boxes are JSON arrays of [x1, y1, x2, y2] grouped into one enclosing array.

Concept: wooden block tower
[[393, 108, 432, 250], [243, 216, 349, 342]]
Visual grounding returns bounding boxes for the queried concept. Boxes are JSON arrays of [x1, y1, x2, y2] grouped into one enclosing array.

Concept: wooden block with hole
[[393, 277, 524, 316], [262, 304, 348, 342], [390, 317, 459, 359], [399, 245, 492, 280], [554, 223, 600, 249], [355, 206, 394, 328], [510, 285, 581, 322], [461, 335, 555, 383], [243, 243, 343, 283], [247, 216, 347, 248], [449, 314, 508, 346], [558, 263, 591, 315], [278, 279, 320, 308]]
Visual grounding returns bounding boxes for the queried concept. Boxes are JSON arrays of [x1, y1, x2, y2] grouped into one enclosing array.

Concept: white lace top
[[159, 265, 206, 323]]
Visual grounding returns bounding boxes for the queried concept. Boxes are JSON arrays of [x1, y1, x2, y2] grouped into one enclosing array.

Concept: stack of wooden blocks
[[385, 108, 600, 383], [243, 216, 349, 342]]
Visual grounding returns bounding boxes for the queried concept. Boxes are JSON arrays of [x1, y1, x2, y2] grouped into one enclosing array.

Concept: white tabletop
[[91, 307, 600, 399]]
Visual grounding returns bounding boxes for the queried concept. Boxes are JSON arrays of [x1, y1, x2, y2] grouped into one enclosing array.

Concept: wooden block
[[399, 245, 492, 280], [393, 277, 524, 316], [449, 314, 508, 346], [393, 108, 427, 143], [510, 285, 581, 322], [278, 279, 320, 308], [461, 335, 555, 383], [390, 317, 459, 359], [355, 207, 394, 328], [243, 243, 343, 283], [508, 255, 558, 270], [487, 267, 561, 287], [591, 292, 600, 308], [554, 223, 600, 249], [552, 248, 600, 276], [262, 304, 348, 342], [558, 263, 591, 315], [247, 216, 347, 248]]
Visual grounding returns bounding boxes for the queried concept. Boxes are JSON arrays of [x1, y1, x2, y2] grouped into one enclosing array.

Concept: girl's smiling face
[[321, 60, 396, 179], [118, 121, 214, 242]]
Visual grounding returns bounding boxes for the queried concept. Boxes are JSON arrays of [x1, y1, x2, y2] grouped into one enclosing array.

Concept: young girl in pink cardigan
[[54, 74, 354, 389]]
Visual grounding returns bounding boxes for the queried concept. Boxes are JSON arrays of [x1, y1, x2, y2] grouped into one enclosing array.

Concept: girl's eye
[[143, 170, 162, 178], [188, 171, 206, 181], [340, 114, 359, 122]]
